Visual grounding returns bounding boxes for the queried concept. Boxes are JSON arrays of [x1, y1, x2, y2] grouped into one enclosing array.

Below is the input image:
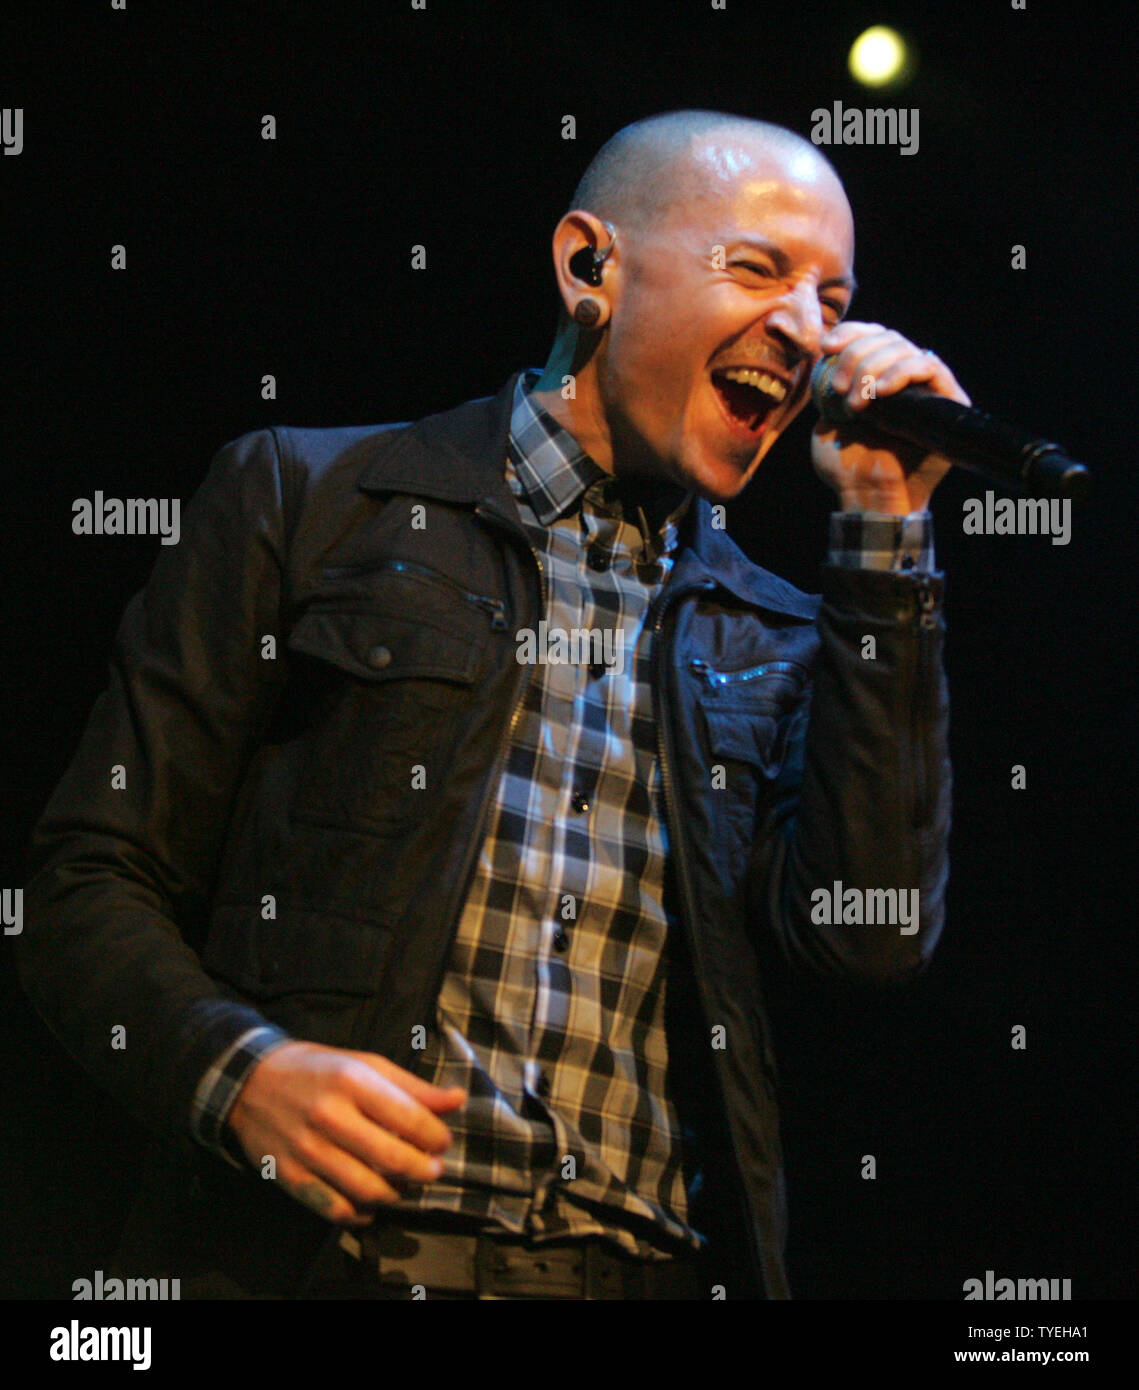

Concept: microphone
[[810, 355, 1090, 498]]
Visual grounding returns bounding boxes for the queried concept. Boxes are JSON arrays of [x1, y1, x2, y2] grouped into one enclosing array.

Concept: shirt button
[[571, 790, 590, 813], [553, 929, 569, 953], [588, 660, 607, 678], [536, 1073, 551, 1099], [587, 550, 610, 571], [366, 645, 393, 669]]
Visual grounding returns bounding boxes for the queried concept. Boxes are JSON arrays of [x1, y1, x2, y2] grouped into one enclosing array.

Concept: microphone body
[[810, 355, 1090, 498]]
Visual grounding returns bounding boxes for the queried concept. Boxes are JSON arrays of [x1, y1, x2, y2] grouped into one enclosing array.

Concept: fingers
[[275, 1122, 432, 1226], [818, 319, 878, 357], [819, 322, 971, 411], [342, 1055, 464, 1156], [304, 1084, 449, 1186]]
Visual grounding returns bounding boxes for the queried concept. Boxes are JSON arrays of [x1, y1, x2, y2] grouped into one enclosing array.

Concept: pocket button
[[366, 644, 393, 670]]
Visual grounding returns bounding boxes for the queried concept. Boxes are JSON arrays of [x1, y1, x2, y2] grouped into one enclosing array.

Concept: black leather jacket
[[17, 370, 951, 1298]]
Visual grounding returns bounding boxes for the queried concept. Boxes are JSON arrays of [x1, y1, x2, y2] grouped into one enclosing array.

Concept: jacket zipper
[[322, 557, 509, 630], [651, 577, 770, 1298], [397, 504, 547, 1063], [911, 581, 937, 827], [689, 658, 806, 688]]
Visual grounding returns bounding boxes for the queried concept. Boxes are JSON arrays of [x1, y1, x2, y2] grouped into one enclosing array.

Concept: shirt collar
[[508, 369, 692, 546]]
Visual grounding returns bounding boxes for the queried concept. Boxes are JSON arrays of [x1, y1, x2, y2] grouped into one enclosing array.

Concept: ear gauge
[[573, 298, 603, 328]]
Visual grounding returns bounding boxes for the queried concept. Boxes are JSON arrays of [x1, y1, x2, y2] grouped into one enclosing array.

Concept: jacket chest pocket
[[283, 579, 495, 836], [203, 904, 395, 1045], [695, 659, 809, 794]]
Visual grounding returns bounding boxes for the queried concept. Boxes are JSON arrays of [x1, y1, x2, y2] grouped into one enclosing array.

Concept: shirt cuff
[[190, 1024, 293, 1170], [827, 511, 936, 573]]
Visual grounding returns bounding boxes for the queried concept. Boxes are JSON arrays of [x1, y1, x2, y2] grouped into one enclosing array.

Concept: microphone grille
[[810, 354, 852, 422]]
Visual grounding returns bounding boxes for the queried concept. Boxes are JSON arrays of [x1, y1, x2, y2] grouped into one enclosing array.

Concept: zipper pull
[[916, 583, 937, 630], [474, 596, 509, 630]]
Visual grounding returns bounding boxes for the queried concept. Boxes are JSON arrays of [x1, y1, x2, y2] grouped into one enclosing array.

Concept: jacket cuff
[[819, 557, 946, 620]]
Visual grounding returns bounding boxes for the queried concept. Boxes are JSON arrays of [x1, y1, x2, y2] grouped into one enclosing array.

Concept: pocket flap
[[204, 904, 394, 999], [287, 604, 483, 684], [701, 705, 778, 770]]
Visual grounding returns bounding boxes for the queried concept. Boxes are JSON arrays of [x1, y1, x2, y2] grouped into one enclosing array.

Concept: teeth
[[719, 367, 787, 401]]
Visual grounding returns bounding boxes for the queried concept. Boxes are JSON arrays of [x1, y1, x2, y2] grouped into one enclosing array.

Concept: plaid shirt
[[192, 370, 934, 1259]]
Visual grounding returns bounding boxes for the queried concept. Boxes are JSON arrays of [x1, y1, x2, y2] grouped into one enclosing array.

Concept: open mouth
[[711, 366, 789, 435]]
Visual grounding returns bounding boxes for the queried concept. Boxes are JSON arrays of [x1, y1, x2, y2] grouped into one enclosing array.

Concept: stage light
[[849, 26, 908, 87]]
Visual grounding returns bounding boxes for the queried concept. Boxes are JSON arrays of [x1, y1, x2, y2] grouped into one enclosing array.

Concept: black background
[[2, 0, 1134, 1300]]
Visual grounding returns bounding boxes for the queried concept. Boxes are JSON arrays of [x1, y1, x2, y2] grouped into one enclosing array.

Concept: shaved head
[[569, 110, 841, 236]]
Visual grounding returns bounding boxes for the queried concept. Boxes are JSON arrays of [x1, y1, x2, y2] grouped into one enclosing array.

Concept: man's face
[[597, 137, 856, 500]]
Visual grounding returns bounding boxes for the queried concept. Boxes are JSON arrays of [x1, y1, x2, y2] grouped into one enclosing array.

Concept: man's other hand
[[225, 1040, 467, 1226], [811, 321, 971, 514]]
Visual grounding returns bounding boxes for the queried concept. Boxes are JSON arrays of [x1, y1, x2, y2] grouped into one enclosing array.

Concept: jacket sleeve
[[747, 562, 952, 983], [15, 428, 295, 1137]]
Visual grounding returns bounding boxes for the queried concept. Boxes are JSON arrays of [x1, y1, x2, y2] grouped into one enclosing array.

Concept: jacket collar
[[355, 370, 818, 620]]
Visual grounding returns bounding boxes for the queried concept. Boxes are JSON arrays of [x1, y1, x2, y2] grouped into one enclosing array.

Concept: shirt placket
[[526, 495, 639, 1223]]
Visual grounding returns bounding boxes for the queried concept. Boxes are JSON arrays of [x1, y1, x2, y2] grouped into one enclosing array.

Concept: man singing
[[18, 110, 962, 1299]]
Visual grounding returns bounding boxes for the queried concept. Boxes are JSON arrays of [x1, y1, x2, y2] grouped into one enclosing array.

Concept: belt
[[336, 1222, 705, 1300]]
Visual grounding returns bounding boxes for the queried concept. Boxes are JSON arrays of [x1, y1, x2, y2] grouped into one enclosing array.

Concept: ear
[[551, 211, 619, 326]]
